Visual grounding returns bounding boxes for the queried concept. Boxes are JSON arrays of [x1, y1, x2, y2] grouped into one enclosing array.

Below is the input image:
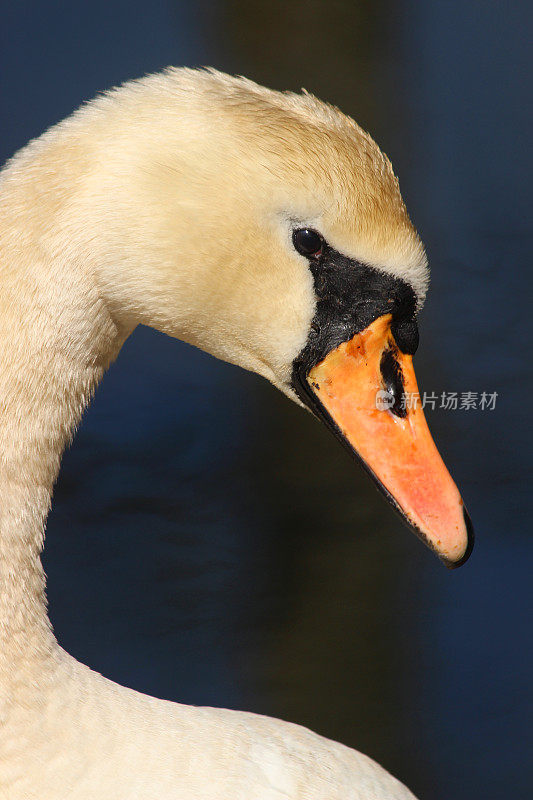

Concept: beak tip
[[440, 507, 475, 569]]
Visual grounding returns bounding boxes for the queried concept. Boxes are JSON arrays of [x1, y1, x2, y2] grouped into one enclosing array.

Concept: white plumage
[[0, 68, 426, 799]]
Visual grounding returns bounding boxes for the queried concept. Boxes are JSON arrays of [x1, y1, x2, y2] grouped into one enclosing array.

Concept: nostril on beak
[[380, 348, 407, 418]]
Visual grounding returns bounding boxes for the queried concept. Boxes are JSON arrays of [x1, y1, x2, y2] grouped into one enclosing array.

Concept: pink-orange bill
[[307, 314, 473, 567]]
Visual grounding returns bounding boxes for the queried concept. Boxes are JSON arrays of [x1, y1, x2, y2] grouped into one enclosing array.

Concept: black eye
[[292, 228, 323, 258]]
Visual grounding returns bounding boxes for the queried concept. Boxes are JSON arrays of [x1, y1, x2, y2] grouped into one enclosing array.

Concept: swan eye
[[292, 228, 323, 258]]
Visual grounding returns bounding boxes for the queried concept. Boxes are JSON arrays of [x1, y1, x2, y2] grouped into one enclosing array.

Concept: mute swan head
[[7, 67, 472, 566]]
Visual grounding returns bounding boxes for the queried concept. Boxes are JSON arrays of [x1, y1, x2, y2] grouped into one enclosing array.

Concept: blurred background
[[1, 1, 531, 797]]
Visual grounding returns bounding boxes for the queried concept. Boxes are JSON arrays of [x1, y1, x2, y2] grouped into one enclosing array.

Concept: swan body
[[0, 68, 466, 798]]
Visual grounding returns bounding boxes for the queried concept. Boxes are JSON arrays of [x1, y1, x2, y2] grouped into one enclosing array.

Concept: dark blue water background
[[1, 2, 531, 798]]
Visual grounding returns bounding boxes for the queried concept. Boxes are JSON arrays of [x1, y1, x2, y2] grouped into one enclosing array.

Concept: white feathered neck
[[0, 68, 420, 799]]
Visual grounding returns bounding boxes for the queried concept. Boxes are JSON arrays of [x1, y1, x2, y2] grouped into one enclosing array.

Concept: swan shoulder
[[3, 653, 416, 799], [38, 655, 418, 799]]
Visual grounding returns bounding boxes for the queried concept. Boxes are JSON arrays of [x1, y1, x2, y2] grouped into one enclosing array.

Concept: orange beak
[[304, 314, 473, 567]]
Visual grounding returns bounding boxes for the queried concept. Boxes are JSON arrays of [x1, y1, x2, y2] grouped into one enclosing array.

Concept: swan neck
[[0, 218, 128, 688]]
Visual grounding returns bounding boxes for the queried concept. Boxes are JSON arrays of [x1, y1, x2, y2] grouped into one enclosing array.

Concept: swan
[[0, 68, 473, 800]]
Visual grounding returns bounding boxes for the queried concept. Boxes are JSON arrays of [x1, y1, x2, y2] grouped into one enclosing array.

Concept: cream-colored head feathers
[[1, 67, 427, 397]]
